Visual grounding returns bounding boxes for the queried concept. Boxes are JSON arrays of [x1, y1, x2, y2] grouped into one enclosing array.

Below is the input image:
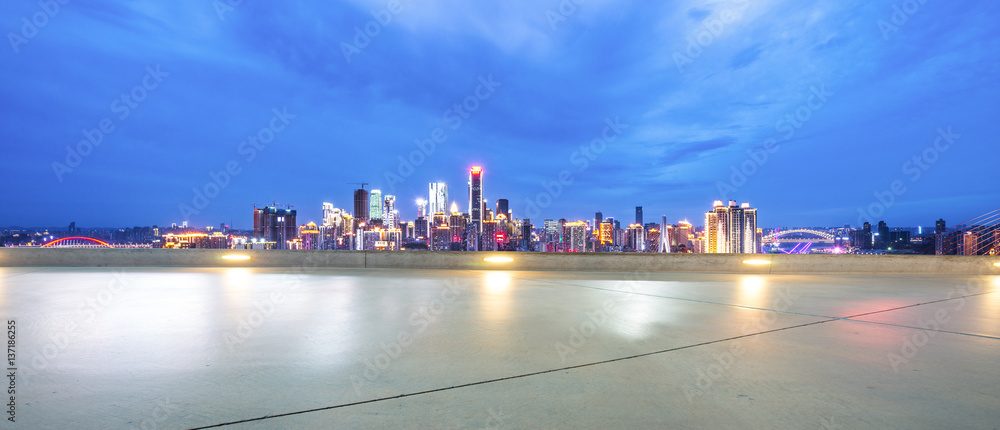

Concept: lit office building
[[369, 189, 383, 224], [481, 220, 499, 251], [414, 216, 428, 243], [404, 222, 415, 241], [959, 231, 979, 255], [468, 166, 484, 234], [322, 203, 336, 225], [383, 195, 397, 229], [383, 229, 402, 251], [626, 224, 645, 252], [162, 232, 230, 249], [298, 222, 320, 250], [521, 219, 533, 251], [429, 182, 449, 215], [253, 206, 297, 250], [563, 221, 587, 252], [431, 223, 452, 251], [646, 227, 661, 252], [704, 200, 758, 254], [599, 221, 613, 245], [416, 198, 428, 219], [359, 228, 403, 251], [449, 212, 467, 247]]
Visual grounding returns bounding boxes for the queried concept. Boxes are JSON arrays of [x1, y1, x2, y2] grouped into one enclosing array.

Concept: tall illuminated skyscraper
[[468, 166, 483, 234], [369, 189, 383, 222], [416, 198, 428, 218], [563, 221, 587, 252], [383, 195, 397, 229], [429, 182, 448, 215], [322, 202, 335, 225], [704, 200, 758, 253]]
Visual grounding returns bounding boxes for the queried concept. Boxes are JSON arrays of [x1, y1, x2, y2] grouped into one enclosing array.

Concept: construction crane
[[347, 182, 369, 190]]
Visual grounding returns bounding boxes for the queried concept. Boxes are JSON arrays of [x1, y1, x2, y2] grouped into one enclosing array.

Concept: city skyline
[[2, 2, 999, 228]]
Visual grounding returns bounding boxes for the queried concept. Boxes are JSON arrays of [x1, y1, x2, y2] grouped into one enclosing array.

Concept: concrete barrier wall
[[1, 248, 998, 274]]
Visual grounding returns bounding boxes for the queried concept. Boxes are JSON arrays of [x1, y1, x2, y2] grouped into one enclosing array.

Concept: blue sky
[[2, 0, 998, 229]]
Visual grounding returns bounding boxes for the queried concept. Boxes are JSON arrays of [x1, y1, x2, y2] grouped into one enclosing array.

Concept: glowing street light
[[742, 259, 771, 265], [483, 256, 513, 263]]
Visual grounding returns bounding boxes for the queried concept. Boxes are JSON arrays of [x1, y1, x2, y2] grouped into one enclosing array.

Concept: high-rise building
[[253, 206, 297, 250], [595, 211, 603, 227], [521, 218, 533, 251], [298, 222, 320, 250], [322, 203, 335, 225], [959, 231, 979, 255], [676, 220, 693, 252], [429, 182, 449, 215], [496, 199, 509, 220], [468, 166, 484, 234], [935, 219, 947, 234], [414, 216, 428, 242], [704, 200, 758, 253], [850, 224, 873, 250], [635, 207, 643, 226], [875, 221, 890, 249], [481, 220, 499, 251], [383, 195, 397, 229], [626, 223, 645, 252], [431, 222, 451, 251], [599, 221, 613, 245], [449, 212, 466, 248], [416, 198, 428, 219], [369, 189, 383, 223], [563, 221, 587, 252], [353, 189, 369, 222]]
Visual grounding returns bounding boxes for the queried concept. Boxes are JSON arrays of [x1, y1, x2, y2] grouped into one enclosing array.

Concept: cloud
[[729, 43, 764, 70]]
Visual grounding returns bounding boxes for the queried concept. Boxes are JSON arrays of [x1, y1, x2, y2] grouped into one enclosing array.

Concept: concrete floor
[[2, 267, 998, 429]]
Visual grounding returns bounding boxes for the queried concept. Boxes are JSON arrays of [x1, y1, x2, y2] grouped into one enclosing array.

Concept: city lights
[[221, 254, 251, 261]]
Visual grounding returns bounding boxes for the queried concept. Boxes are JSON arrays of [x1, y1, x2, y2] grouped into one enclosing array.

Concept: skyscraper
[[563, 221, 587, 252], [253, 206, 297, 250], [959, 231, 979, 255], [468, 166, 484, 234], [635, 207, 643, 225], [876, 221, 889, 249], [369, 189, 383, 223], [416, 198, 428, 219], [626, 223, 645, 252], [429, 182, 448, 215], [353, 188, 369, 222], [704, 200, 758, 253], [935, 219, 947, 234], [496, 199, 509, 220], [383, 195, 397, 229], [322, 202, 335, 225]]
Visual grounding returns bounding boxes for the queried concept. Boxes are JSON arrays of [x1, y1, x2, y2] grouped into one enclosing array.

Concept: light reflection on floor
[[0, 268, 997, 429]]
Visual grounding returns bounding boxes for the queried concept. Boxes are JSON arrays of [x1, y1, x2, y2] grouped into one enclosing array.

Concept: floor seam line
[[187, 318, 837, 429]]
